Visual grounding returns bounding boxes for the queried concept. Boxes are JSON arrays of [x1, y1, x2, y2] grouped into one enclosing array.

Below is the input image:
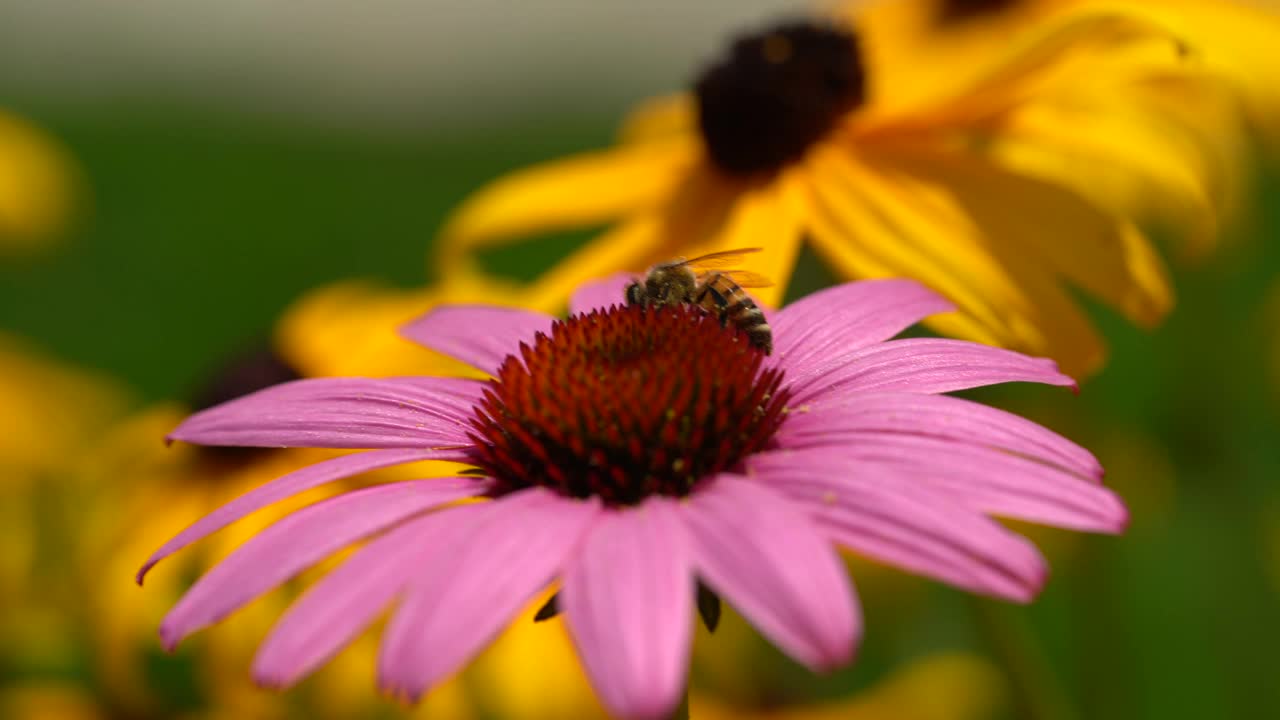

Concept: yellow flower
[[0, 110, 78, 255], [918, 0, 1280, 158], [0, 333, 126, 623], [436, 2, 1255, 376], [276, 273, 530, 379], [70, 276, 567, 718], [78, 405, 476, 719], [0, 339, 126, 718]]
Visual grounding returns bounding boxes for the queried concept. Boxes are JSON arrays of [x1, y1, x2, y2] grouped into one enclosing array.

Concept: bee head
[[624, 279, 646, 306]]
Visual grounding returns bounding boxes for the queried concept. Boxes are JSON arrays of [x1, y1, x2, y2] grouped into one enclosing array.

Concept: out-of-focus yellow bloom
[[0, 684, 105, 720], [437, 1, 1256, 377], [0, 332, 127, 479], [0, 333, 126, 621], [921, 0, 1280, 156], [78, 404, 475, 719], [691, 652, 1007, 720], [72, 276, 571, 718], [0, 338, 126, 719], [0, 110, 78, 254], [276, 273, 529, 379]]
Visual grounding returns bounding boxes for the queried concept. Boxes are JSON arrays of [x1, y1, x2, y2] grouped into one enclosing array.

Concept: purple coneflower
[[140, 277, 1126, 720]]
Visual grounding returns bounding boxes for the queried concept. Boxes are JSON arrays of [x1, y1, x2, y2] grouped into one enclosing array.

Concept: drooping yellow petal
[[436, 137, 697, 268], [1077, 0, 1280, 158], [866, 143, 1174, 328], [0, 110, 78, 254], [848, 2, 1248, 255], [802, 143, 1105, 375], [980, 64, 1246, 259]]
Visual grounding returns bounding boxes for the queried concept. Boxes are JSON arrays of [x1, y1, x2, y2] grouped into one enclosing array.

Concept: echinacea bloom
[[143, 277, 1126, 719], [0, 109, 78, 255], [436, 2, 1252, 376]]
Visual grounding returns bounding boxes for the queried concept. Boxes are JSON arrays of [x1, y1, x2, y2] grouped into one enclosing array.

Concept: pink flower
[[140, 277, 1127, 720]]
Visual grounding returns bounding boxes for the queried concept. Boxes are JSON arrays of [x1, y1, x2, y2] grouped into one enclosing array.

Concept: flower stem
[[966, 597, 1077, 720]]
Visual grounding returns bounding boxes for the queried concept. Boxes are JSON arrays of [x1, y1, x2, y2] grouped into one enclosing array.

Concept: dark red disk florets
[[468, 304, 790, 505]]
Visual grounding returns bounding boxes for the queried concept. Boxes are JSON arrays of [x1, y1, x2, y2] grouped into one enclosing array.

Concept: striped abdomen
[[694, 272, 773, 355]]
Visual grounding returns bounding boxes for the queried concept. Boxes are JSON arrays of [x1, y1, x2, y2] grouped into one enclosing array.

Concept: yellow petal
[[851, 1, 1174, 125], [981, 66, 1246, 259], [801, 143, 1105, 376], [436, 137, 696, 267], [865, 143, 1174, 328], [851, 2, 1251, 255], [521, 164, 748, 313], [617, 93, 697, 144], [275, 275, 529, 378], [1078, 0, 1280, 158], [674, 175, 805, 308]]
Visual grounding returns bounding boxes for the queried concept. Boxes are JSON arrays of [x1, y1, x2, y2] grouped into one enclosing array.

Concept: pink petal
[[167, 376, 482, 449], [159, 477, 488, 650], [399, 305, 555, 376], [570, 273, 635, 316], [252, 507, 478, 688], [788, 338, 1076, 404], [763, 432, 1125, 533], [779, 391, 1103, 481], [772, 279, 953, 375], [137, 447, 468, 583], [378, 488, 599, 701], [561, 498, 693, 720], [748, 463, 1048, 601], [679, 477, 859, 671]]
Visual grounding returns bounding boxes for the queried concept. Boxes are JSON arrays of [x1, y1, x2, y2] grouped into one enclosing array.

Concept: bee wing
[[678, 247, 763, 269], [714, 269, 774, 289]]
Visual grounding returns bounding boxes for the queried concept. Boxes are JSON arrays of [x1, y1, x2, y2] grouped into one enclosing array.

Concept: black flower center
[[468, 304, 790, 506], [694, 21, 865, 176]]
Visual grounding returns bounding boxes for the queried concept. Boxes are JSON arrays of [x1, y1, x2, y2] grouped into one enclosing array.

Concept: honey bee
[[625, 247, 774, 354]]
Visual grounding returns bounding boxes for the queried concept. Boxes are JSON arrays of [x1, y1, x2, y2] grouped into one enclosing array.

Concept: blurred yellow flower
[[0, 110, 78, 255], [0, 338, 126, 718], [0, 333, 126, 621], [917, 0, 1280, 159], [437, 2, 1255, 377], [0, 332, 127, 479], [77, 404, 475, 719], [276, 273, 530, 379]]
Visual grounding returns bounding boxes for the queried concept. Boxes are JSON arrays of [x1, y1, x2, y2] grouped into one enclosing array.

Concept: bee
[[625, 247, 774, 354]]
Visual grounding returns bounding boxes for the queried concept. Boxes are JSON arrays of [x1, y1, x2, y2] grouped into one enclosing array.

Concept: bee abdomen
[[724, 299, 771, 353]]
